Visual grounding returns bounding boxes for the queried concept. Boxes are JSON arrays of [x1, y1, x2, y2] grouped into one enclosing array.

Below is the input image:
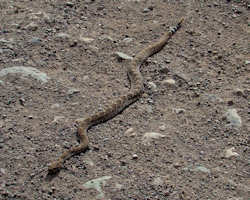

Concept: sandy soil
[[0, 0, 249, 199]]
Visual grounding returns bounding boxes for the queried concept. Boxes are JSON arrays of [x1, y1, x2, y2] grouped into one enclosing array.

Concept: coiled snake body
[[48, 19, 184, 174]]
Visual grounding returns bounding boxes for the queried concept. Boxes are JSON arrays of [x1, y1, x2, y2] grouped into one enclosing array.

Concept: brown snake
[[48, 18, 184, 174]]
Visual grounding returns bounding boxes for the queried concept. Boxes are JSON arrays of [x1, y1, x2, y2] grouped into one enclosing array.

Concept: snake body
[[48, 19, 184, 174]]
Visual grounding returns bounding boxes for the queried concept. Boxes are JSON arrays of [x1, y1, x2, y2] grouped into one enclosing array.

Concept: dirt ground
[[0, 0, 249, 199]]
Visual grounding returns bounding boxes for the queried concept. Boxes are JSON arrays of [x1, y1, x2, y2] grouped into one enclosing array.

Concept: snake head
[[48, 160, 63, 174]]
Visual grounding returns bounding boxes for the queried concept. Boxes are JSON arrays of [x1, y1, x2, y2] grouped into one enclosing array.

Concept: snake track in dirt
[[48, 18, 184, 174]]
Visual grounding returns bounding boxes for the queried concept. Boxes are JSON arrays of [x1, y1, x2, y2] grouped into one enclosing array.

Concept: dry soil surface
[[0, 0, 249, 199]]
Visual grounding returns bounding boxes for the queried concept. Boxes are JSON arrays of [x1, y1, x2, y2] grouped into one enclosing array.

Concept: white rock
[[225, 109, 242, 128], [173, 108, 185, 114], [55, 33, 70, 40], [79, 36, 94, 43], [147, 81, 157, 91], [115, 52, 133, 60], [0, 66, 50, 83], [162, 79, 176, 87], [159, 124, 166, 131], [123, 37, 133, 43], [142, 132, 166, 145], [225, 147, 239, 158], [52, 116, 65, 123], [124, 127, 136, 137], [132, 154, 138, 159], [51, 103, 60, 109]]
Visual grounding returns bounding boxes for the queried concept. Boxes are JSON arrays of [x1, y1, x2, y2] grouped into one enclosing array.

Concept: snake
[[48, 18, 184, 174]]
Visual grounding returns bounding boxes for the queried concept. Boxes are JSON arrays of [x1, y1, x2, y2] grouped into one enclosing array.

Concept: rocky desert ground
[[0, 0, 249, 199]]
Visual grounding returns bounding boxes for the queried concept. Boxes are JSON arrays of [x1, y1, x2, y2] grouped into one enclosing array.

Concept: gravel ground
[[0, 0, 249, 199]]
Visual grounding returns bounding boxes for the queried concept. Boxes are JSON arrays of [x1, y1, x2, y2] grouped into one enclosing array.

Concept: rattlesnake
[[48, 18, 184, 174]]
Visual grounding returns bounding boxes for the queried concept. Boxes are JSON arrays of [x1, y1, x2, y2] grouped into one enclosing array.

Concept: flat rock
[[55, 33, 70, 40], [0, 66, 50, 83], [202, 93, 223, 103], [83, 176, 112, 199], [142, 132, 166, 145], [115, 52, 133, 60], [79, 36, 94, 43], [224, 109, 242, 128], [162, 79, 176, 87]]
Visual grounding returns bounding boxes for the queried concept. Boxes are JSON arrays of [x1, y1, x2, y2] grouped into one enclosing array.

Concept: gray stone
[[194, 166, 211, 173], [183, 165, 211, 173], [0, 66, 50, 83], [202, 93, 223, 103], [225, 109, 242, 128], [29, 37, 42, 45], [55, 33, 70, 40], [83, 176, 112, 199]]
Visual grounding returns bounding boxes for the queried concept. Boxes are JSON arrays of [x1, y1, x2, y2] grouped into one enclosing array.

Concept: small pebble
[[132, 154, 138, 159], [66, 2, 74, 7], [124, 127, 136, 137], [29, 37, 42, 45], [115, 52, 133, 61], [147, 81, 157, 91], [123, 37, 133, 43], [159, 124, 166, 131], [225, 147, 239, 158], [68, 88, 80, 95], [162, 79, 176, 87], [173, 108, 185, 114]]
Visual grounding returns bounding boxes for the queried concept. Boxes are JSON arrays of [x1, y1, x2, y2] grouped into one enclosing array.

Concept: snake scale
[[48, 18, 184, 174]]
